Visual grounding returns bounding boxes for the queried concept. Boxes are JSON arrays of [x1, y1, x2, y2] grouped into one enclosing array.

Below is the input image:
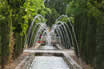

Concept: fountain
[[24, 14, 80, 50], [16, 14, 82, 69], [25, 14, 46, 48]]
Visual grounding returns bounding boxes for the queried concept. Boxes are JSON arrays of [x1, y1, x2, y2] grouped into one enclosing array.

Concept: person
[[39, 34, 42, 39]]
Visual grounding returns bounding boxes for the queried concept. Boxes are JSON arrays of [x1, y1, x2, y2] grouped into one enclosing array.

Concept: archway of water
[[22, 14, 82, 69], [25, 14, 80, 56]]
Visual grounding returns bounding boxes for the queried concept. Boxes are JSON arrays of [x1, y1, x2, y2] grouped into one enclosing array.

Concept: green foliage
[[0, 30, 1, 65], [45, 0, 69, 14], [88, 2, 102, 18], [23, 0, 50, 21], [23, 0, 51, 35], [0, 0, 50, 68], [66, 0, 88, 16], [96, 16, 104, 69], [0, 1, 11, 67], [46, 8, 59, 26], [66, 0, 104, 68], [44, 0, 70, 26]]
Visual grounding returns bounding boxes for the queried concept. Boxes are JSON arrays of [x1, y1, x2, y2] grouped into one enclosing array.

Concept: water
[[24, 14, 81, 68], [55, 15, 80, 57], [46, 28, 52, 46], [39, 45, 56, 50], [25, 14, 79, 52], [25, 14, 47, 47], [56, 21, 71, 48], [30, 56, 70, 69]]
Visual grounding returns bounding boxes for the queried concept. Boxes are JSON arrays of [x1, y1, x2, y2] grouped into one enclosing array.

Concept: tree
[[66, 0, 104, 69]]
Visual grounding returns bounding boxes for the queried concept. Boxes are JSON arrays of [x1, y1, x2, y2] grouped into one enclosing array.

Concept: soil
[[71, 55, 93, 69], [4, 52, 29, 69], [4, 43, 40, 69]]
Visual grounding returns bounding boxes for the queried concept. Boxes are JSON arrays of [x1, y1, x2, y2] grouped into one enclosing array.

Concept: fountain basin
[[38, 45, 56, 50], [31, 56, 70, 69], [15, 52, 82, 69]]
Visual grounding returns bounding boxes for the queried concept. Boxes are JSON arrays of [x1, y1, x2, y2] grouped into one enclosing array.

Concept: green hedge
[[66, 0, 104, 69], [13, 33, 24, 59]]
